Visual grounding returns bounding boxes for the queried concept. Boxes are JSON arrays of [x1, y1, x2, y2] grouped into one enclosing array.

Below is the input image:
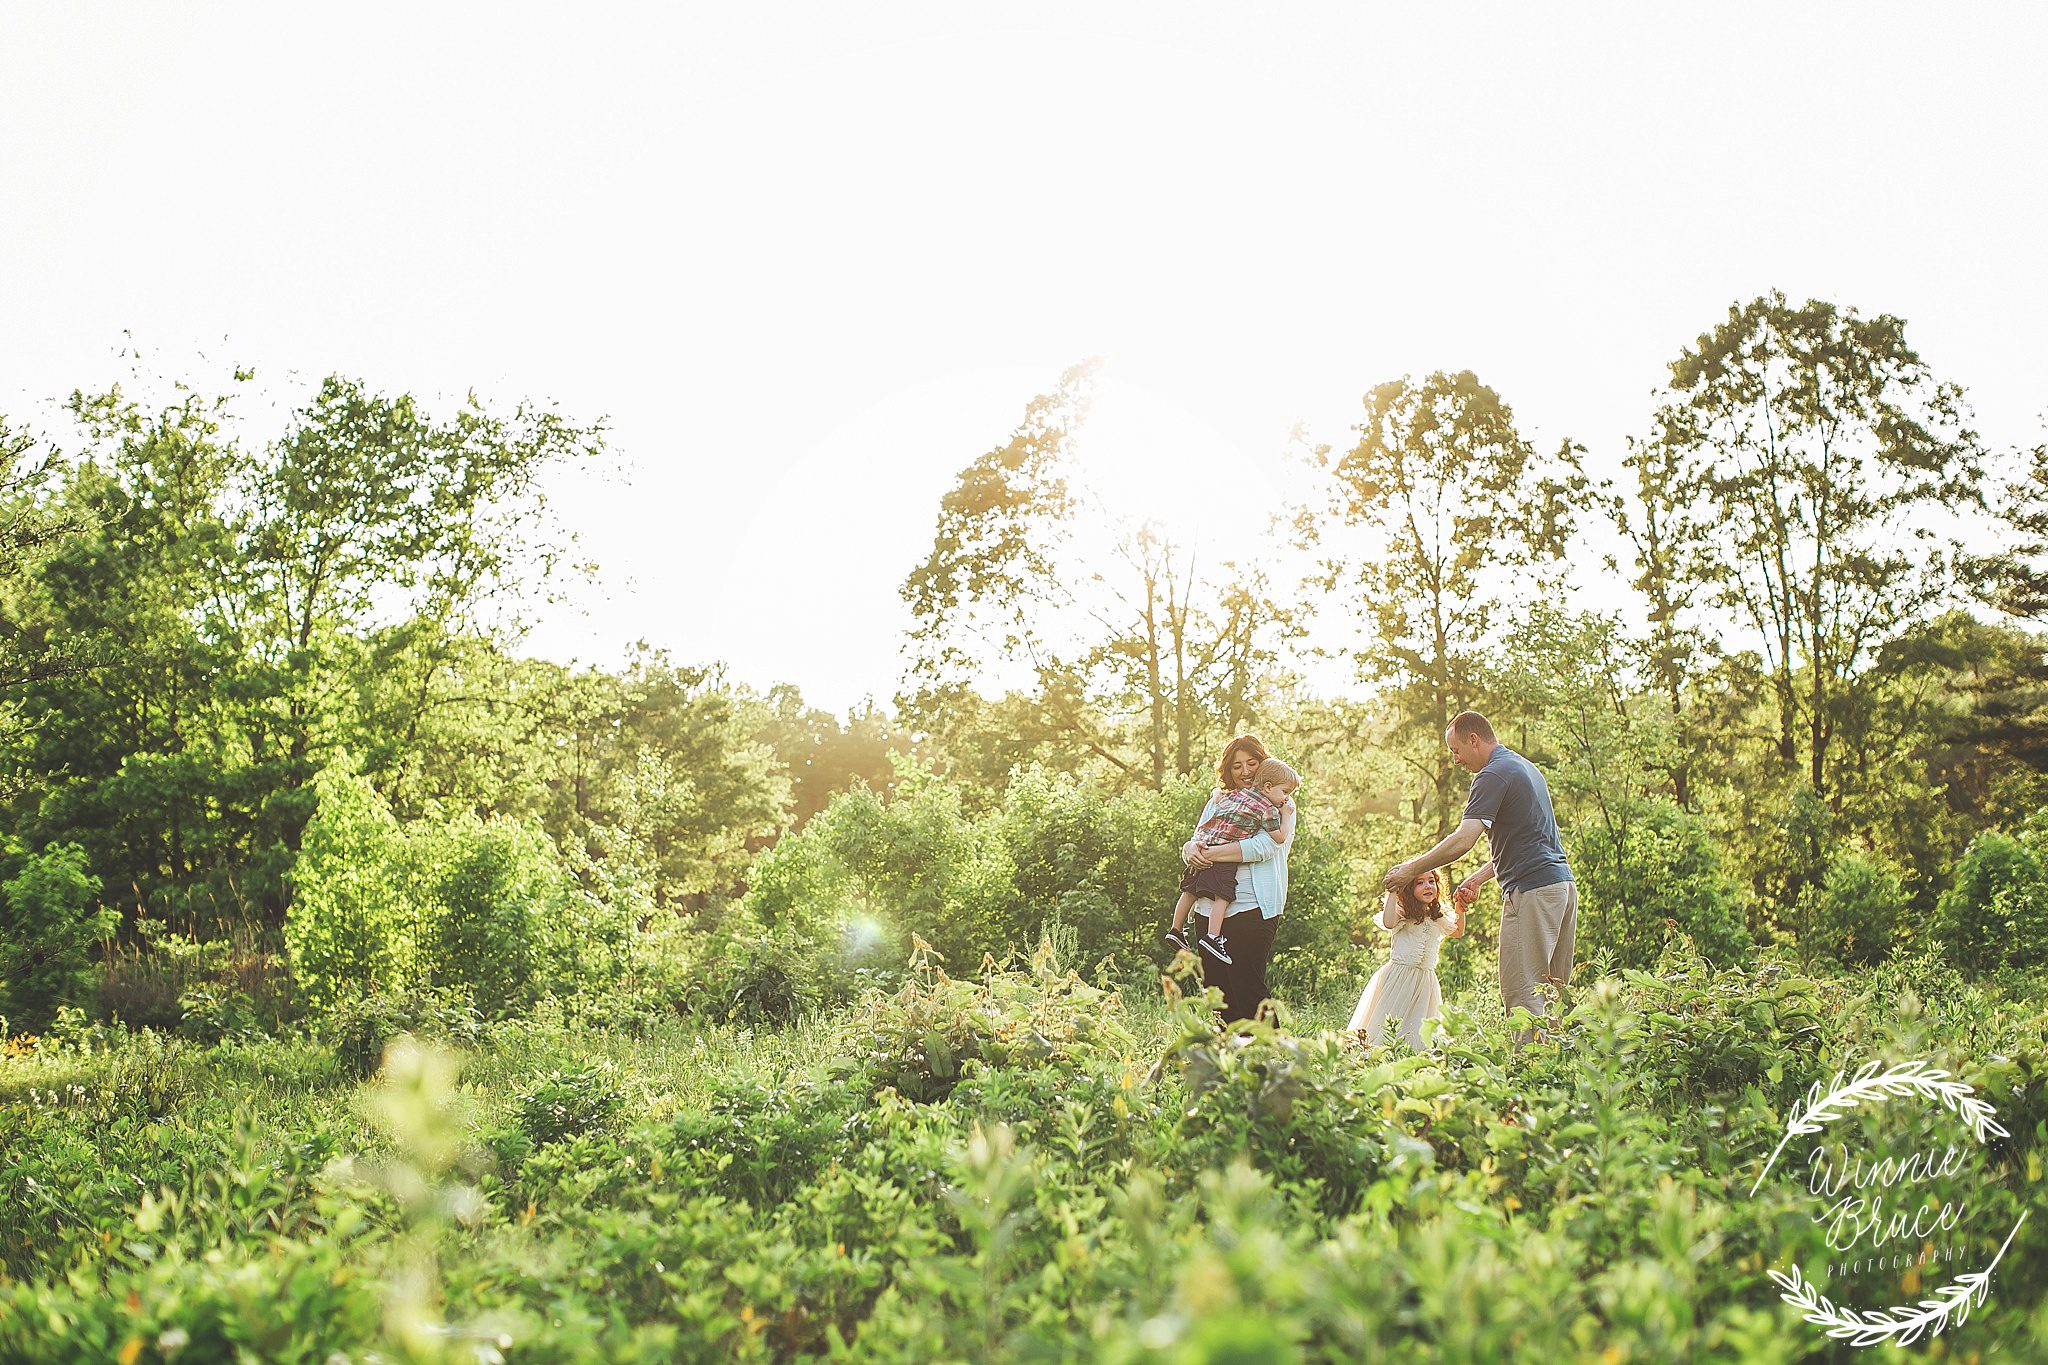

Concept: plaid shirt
[[1194, 787, 1282, 848]]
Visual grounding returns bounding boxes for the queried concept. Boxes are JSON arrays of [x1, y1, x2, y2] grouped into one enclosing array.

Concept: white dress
[[1347, 913, 1450, 1050]]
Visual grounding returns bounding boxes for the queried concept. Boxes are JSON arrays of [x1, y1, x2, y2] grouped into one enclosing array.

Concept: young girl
[[1347, 868, 1464, 1050]]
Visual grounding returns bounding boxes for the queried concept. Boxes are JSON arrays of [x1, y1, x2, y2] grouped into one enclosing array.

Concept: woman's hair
[[1214, 734, 1270, 790], [1251, 757, 1299, 791], [1394, 868, 1449, 923]]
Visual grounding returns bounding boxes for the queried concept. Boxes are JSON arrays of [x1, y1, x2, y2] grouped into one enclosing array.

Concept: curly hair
[[1393, 868, 1450, 923]]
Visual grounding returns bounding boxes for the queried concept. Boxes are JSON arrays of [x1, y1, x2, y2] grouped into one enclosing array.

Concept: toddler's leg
[[1169, 891, 1198, 933], [1196, 898, 1233, 965]]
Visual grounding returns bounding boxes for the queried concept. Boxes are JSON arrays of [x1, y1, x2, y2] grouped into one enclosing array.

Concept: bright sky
[[4, 4, 2043, 713]]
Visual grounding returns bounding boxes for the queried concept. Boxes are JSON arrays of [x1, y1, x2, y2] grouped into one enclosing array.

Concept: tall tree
[[12, 374, 601, 923], [1311, 371, 1579, 833], [1593, 433, 1719, 809], [901, 363, 1298, 788], [1657, 293, 1983, 804], [1979, 433, 2048, 619]]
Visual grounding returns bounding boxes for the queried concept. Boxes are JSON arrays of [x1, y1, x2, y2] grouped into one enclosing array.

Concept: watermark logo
[[1750, 1058, 2027, 1348]]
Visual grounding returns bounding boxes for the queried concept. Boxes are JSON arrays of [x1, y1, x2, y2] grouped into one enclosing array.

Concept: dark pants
[[1202, 910, 1278, 1025]]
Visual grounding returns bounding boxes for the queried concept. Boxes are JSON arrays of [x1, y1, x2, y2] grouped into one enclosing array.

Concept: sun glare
[[1067, 368, 1292, 550]]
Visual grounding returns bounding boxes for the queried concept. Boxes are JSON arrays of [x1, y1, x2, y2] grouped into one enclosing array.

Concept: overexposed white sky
[[4, 3, 2043, 712]]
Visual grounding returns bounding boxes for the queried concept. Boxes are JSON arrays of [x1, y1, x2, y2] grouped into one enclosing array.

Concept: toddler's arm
[[1378, 891, 1403, 932]]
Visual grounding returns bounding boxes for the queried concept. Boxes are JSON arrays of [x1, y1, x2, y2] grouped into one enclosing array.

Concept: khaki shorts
[[1499, 880, 1577, 1047]]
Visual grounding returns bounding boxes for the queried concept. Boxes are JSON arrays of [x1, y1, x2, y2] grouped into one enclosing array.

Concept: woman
[[1180, 733, 1297, 1025]]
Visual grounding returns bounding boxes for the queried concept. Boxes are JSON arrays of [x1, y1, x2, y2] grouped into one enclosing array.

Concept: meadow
[[4, 295, 2048, 1361], [4, 929, 2044, 1363]]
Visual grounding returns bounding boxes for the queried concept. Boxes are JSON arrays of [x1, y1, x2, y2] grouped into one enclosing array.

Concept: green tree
[[12, 374, 601, 924], [1312, 371, 1580, 833], [1978, 432, 2048, 619], [0, 841, 111, 1031], [901, 365, 1299, 789], [284, 757, 416, 1012], [1657, 293, 1984, 805], [1594, 432, 1719, 809], [1496, 605, 1668, 882]]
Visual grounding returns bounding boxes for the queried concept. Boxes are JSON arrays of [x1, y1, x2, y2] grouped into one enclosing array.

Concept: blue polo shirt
[[1461, 745, 1573, 893]]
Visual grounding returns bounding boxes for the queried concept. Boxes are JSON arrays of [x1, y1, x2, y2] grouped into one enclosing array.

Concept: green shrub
[[0, 842, 112, 1033], [284, 758, 416, 1012], [744, 776, 1012, 981], [516, 1062, 626, 1147], [1808, 852, 1906, 966], [831, 937, 1134, 1102], [323, 986, 482, 1078], [174, 985, 264, 1045], [290, 757, 633, 1020], [738, 767, 1355, 1016], [1931, 827, 2048, 976], [418, 814, 558, 1017], [1569, 801, 1753, 969]]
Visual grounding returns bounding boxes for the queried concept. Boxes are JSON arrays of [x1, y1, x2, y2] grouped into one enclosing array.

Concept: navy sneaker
[[1197, 934, 1233, 965], [1162, 926, 1190, 953]]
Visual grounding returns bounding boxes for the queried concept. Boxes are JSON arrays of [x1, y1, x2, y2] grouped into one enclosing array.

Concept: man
[[1383, 711, 1576, 1048]]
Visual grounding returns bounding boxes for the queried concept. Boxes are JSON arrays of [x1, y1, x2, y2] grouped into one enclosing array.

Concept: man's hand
[[1381, 861, 1416, 891], [1452, 881, 1478, 911]]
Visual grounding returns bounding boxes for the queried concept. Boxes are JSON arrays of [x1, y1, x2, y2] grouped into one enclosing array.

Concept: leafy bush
[[290, 757, 633, 1019], [1807, 851, 1906, 966], [0, 842, 112, 1033], [744, 775, 1012, 979], [1569, 800, 1753, 969], [174, 985, 265, 1045], [4, 938, 2045, 1361], [516, 1062, 626, 1147], [418, 813, 560, 1017], [1931, 826, 2048, 976], [737, 767, 1355, 1016], [831, 936, 1134, 1102], [283, 758, 416, 1012], [322, 985, 483, 1078]]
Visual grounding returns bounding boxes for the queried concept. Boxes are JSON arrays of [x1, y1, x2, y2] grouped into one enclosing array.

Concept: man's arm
[[1383, 818, 1487, 890], [1453, 859, 1498, 909]]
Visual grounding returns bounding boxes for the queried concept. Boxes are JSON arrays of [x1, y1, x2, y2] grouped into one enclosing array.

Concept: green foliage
[[416, 813, 562, 1017], [174, 985, 264, 1045], [288, 757, 631, 1020], [1569, 801, 1752, 969], [1807, 852, 1907, 966], [0, 842, 111, 1032], [1658, 292, 1982, 800], [283, 758, 414, 1012], [322, 985, 483, 1079], [1314, 370, 1582, 831], [516, 1062, 626, 1147], [1932, 825, 2048, 975], [3, 945, 2046, 1361], [739, 766, 1353, 1012], [742, 772, 1012, 983], [831, 936, 1134, 1102]]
